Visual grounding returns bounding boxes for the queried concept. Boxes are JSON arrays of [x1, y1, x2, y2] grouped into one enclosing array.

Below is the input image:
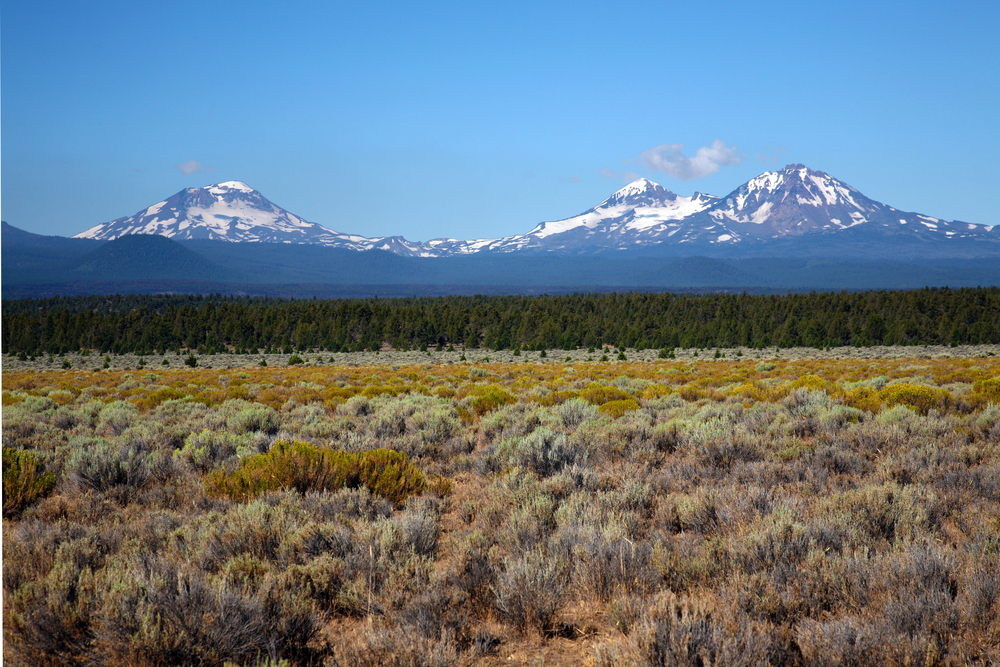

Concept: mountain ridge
[[69, 166, 997, 260]]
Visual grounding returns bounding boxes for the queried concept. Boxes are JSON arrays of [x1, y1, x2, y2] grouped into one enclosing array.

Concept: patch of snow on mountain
[[847, 211, 867, 226], [624, 195, 714, 230], [808, 174, 840, 206], [750, 201, 774, 224]]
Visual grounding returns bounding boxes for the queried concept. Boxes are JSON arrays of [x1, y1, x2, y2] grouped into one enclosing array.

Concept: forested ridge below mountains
[[4, 287, 998, 356]]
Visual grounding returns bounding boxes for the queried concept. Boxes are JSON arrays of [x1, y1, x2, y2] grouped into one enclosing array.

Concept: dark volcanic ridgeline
[[4, 287, 999, 356], [4, 224, 1000, 298]]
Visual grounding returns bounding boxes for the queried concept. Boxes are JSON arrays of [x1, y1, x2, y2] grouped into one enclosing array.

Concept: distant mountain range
[[72, 165, 998, 259], [4, 165, 999, 299]]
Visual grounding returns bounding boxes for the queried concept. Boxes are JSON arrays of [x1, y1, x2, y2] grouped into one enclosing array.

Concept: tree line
[[2, 287, 998, 356]]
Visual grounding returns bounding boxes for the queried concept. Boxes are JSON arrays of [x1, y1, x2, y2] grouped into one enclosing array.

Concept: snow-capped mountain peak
[[598, 178, 678, 208], [702, 164, 994, 244], [73, 181, 340, 243], [731, 164, 866, 213], [707, 164, 884, 233], [472, 178, 722, 253]]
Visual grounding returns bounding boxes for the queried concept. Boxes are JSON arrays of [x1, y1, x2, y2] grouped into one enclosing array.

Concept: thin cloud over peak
[[176, 159, 212, 176], [640, 140, 743, 181], [598, 167, 642, 183]]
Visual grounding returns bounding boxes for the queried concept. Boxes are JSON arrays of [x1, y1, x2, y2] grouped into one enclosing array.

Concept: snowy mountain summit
[[74, 181, 345, 244], [73, 181, 437, 255], [477, 178, 721, 253], [698, 164, 994, 246]]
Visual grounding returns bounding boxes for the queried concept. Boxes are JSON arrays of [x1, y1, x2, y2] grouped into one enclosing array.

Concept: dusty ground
[[3, 344, 997, 374]]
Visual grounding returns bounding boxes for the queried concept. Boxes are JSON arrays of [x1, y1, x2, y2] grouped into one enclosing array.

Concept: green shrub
[[2, 447, 57, 517], [818, 404, 865, 431], [206, 440, 426, 506]]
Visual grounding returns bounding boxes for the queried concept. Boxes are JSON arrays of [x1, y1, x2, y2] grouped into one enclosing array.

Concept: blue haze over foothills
[[2, 0, 998, 243]]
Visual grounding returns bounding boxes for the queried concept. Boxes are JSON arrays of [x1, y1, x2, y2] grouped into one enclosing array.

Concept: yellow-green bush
[[846, 382, 948, 415], [535, 390, 580, 407], [599, 399, 641, 418], [580, 383, 633, 406], [879, 383, 949, 415], [641, 383, 673, 400], [971, 377, 1000, 405], [206, 440, 426, 506], [462, 384, 517, 419], [3, 447, 56, 517]]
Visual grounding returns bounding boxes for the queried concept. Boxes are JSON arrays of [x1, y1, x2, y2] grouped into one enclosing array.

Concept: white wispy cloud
[[598, 167, 641, 183], [176, 159, 212, 175], [756, 147, 788, 165], [639, 139, 743, 180]]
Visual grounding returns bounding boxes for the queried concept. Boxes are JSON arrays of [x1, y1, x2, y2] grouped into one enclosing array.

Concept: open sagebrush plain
[[4, 351, 1000, 666]]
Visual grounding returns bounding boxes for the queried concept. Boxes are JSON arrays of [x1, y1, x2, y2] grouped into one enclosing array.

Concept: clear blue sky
[[3, 0, 998, 240]]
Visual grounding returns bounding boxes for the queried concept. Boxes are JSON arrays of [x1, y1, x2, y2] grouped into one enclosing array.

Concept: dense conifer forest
[[3, 287, 999, 356]]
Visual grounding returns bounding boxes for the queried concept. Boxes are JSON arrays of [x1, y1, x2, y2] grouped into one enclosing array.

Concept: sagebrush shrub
[[94, 553, 316, 667], [96, 400, 138, 436], [174, 429, 253, 471], [486, 427, 582, 477], [5, 540, 101, 666], [327, 623, 462, 667], [553, 397, 599, 427], [226, 401, 281, 435], [493, 547, 569, 635], [67, 439, 150, 502], [630, 591, 772, 667]]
